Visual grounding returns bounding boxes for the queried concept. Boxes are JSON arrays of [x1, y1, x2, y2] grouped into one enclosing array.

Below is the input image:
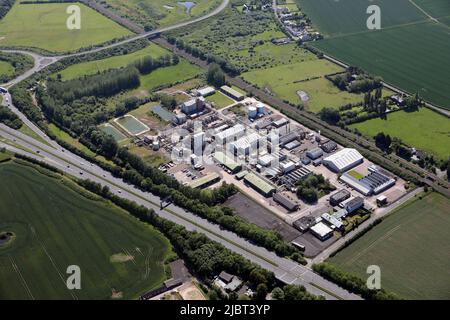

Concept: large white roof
[[311, 222, 333, 237], [324, 148, 363, 172]]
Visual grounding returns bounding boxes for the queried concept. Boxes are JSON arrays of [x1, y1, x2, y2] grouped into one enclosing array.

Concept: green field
[[296, 0, 450, 109], [0, 3, 132, 52], [241, 59, 364, 112], [0, 60, 14, 77], [0, 162, 172, 299], [56, 44, 169, 81], [328, 192, 450, 300], [137, 59, 202, 92], [314, 22, 450, 109], [104, 0, 221, 28], [206, 92, 235, 109], [295, 0, 426, 36], [350, 108, 450, 160]]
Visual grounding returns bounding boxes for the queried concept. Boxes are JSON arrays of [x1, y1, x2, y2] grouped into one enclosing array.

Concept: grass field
[[350, 107, 450, 160], [56, 43, 169, 81], [104, 0, 221, 28], [328, 192, 450, 299], [0, 3, 132, 52], [241, 59, 364, 112], [206, 92, 235, 109], [0, 60, 14, 77], [0, 162, 172, 299], [137, 59, 202, 92]]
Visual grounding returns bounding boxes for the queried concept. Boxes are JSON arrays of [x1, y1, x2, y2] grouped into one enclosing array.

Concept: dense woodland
[[0, 105, 22, 129]]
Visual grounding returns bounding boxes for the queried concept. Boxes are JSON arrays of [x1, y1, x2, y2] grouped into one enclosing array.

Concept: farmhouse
[[323, 148, 363, 173]]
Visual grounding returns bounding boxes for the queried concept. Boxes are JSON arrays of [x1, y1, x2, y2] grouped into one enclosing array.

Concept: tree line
[[0, 105, 22, 130], [78, 178, 318, 300]]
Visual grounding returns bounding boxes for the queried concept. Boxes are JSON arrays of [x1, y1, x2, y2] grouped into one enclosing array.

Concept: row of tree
[[313, 263, 399, 300], [0, 105, 22, 130], [77, 178, 316, 300]]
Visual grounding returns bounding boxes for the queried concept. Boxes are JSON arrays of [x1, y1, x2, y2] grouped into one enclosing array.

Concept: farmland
[[350, 107, 450, 160], [56, 43, 169, 81], [0, 162, 172, 300], [328, 192, 450, 300], [242, 59, 364, 112], [0, 3, 132, 53], [295, 0, 450, 109], [295, 0, 426, 36], [102, 0, 222, 28]]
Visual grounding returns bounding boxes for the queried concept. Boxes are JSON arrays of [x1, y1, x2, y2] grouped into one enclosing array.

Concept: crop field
[[295, 0, 426, 36], [0, 162, 171, 299], [103, 0, 221, 28], [328, 192, 450, 300], [350, 107, 450, 160], [56, 43, 169, 81], [295, 0, 450, 109], [0, 3, 132, 52]]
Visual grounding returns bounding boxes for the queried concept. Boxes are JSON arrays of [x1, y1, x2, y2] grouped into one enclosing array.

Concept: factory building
[[323, 148, 364, 173], [215, 124, 245, 145], [273, 193, 299, 211], [220, 85, 245, 101], [306, 148, 323, 160], [244, 172, 276, 197], [213, 151, 242, 173], [279, 166, 312, 188], [280, 161, 296, 174], [230, 132, 261, 156], [320, 141, 337, 153], [310, 222, 333, 241], [345, 197, 364, 214], [197, 86, 215, 97], [329, 189, 351, 206], [181, 97, 205, 115], [340, 169, 396, 196], [192, 132, 205, 156]]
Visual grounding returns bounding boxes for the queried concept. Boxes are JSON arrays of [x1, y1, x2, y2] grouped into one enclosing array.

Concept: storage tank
[[248, 106, 257, 118], [256, 103, 265, 115]]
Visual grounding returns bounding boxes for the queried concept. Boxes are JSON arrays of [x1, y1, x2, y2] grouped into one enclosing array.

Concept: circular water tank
[[248, 106, 257, 118], [257, 103, 265, 114]]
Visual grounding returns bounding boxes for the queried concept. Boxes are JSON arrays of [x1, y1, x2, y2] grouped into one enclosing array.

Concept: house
[[215, 271, 243, 292]]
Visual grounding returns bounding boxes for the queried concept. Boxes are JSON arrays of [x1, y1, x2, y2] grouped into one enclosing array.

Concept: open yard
[[350, 108, 450, 160], [0, 162, 172, 299], [0, 2, 132, 52], [328, 192, 450, 300], [56, 43, 169, 81]]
